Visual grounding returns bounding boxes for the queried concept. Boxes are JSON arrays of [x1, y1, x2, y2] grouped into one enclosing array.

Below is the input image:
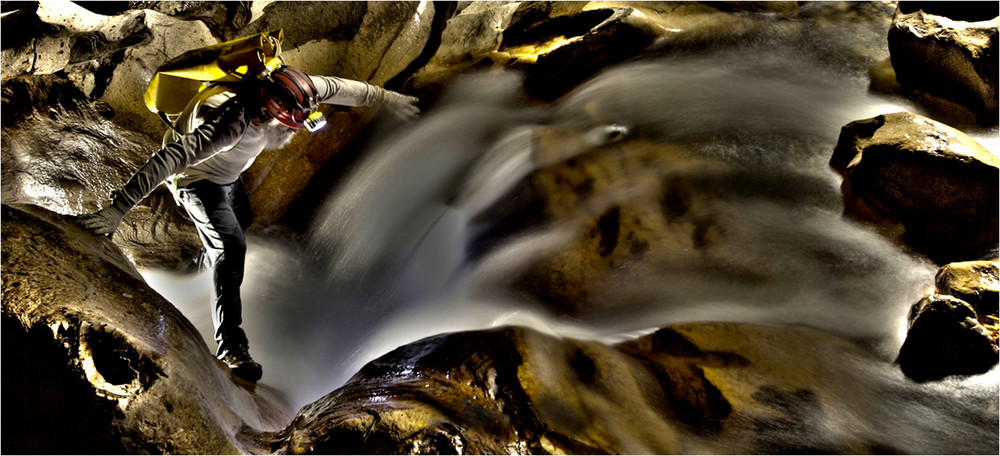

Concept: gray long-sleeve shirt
[[114, 75, 390, 211]]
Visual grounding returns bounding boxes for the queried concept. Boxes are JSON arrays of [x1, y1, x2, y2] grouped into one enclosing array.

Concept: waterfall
[[140, 5, 998, 452]]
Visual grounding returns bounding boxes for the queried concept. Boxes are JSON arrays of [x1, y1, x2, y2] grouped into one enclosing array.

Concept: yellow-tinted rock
[[830, 112, 998, 264], [270, 321, 928, 454], [935, 260, 1000, 318], [888, 10, 998, 126]]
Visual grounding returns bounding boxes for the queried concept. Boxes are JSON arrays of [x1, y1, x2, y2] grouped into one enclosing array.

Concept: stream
[[140, 3, 999, 453]]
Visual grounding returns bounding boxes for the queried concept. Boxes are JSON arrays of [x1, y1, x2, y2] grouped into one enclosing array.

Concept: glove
[[78, 201, 127, 236], [383, 91, 420, 121]]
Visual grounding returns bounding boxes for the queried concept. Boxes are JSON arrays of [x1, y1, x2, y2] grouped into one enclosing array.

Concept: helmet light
[[305, 111, 327, 132]]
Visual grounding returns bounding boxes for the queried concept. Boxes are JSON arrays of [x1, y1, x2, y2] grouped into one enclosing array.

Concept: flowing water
[[141, 3, 999, 453]]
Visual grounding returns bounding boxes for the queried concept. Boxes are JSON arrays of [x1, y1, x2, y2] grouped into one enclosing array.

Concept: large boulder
[[1, 204, 293, 454], [897, 294, 999, 382], [830, 112, 999, 264], [887, 9, 998, 126], [479, 126, 854, 317], [268, 323, 904, 454]]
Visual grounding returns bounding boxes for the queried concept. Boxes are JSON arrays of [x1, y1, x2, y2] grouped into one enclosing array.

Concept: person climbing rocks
[[78, 63, 420, 382]]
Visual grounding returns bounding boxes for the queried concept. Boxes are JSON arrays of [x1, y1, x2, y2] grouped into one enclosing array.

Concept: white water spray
[[141, 5, 997, 453]]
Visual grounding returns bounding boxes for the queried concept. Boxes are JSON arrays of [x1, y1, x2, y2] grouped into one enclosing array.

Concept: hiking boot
[[219, 345, 263, 382]]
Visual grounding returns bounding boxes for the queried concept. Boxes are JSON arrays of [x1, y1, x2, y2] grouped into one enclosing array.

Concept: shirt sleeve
[[309, 75, 387, 107], [114, 101, 248, 210]]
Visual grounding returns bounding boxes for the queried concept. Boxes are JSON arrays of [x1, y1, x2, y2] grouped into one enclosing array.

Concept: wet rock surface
[[888, 8, 998, 126], [896, 259, 1000, 382], [1, 204, 293, 454], [268, 323, 908, 454], [406, 1, 810, 102], [935, 260, 1000, 318], [897, 294, 999, 382], [830, 111, 998, 265]]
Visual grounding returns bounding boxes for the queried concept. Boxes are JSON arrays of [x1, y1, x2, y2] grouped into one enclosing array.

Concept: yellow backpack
[[143, 29, 285, 129]]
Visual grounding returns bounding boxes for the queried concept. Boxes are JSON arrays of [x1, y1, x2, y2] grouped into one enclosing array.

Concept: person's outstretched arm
[[78, 102, 248, 235], [310, 75, 420, 120]]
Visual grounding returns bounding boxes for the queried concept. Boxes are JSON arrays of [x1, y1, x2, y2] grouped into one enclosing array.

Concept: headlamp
[[305, 111, 327, 132]]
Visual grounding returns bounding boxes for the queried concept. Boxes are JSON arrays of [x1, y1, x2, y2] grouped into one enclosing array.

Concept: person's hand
[[78, 204, 126, 236], [384, 91, 420, 121]]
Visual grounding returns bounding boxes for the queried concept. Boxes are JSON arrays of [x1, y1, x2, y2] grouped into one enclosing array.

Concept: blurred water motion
[[141, 6, 998, 453]]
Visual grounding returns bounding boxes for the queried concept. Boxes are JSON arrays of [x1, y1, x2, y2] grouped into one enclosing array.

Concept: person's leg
[[185, 179, 252, 273], [177, 180, 261, 380], [232, 178, 255, 231]]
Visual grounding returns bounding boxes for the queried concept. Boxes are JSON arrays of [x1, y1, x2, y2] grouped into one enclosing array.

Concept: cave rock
[[1, 203, 293, 454], [935, 260, 1000, 318], [491, 127, 841, 316], [408, 1, 791, 102], [897, 294, 999, 382], [0, 75, 202, 269], [888, 9, 999, 126], [268, 322, 894, 454], [830, 112, 999, 264], [896, 1, 1000, 27]]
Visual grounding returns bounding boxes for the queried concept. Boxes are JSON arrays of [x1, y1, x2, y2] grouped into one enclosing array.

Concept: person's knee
[[219, 231, 247, 258]]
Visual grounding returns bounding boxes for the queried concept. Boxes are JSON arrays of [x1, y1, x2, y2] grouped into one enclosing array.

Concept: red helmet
[[260, 66, 321, 130]]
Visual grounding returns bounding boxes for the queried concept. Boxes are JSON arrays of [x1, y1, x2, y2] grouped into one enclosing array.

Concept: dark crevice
[[501, 9, 616, 49], [83, 326, 162, 389], [392, 1, 459, 94], [1, 315, 128, 454], [595, 206, 621, 257]]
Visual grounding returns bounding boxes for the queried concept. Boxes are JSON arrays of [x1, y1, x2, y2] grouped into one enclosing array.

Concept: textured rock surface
[[268, 323, 904, 454], [888, 9, 998, 126], [897, 1, 1000, 22], [935, 260, 1000, 318], [830, 112, 998, 264], [406, 1, 803, 102], [897, 294, 999, 382], [0, 75, 202, 269], [1, 204, 293, 454], [474, 127, 844, 316]]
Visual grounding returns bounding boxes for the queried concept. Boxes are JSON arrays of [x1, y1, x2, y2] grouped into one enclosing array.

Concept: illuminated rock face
[[888, 9, 998, 126], [0, 75, 203, 269], [1, 204, 293, 454], [935, 260, 1000, 318], [267, 324, 900, 455], [406, 1, 806, 101], [830, 112, 999, 265]]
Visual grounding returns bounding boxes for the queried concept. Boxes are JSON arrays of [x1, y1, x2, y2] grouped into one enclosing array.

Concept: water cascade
[[141, 5, 998, 453]]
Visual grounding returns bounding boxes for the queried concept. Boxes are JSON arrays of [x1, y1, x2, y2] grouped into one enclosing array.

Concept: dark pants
[[176, 179, 255, 357]]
